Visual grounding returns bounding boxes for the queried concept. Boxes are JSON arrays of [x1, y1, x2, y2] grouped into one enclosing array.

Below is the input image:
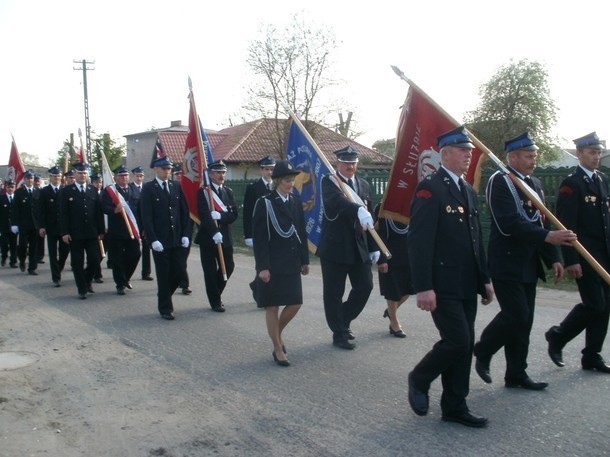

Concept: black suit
[[195, 185, 238, 308], [316, 174, 375, 342], [101, 185, 141, 289], [140, 178, 191, 316], [0, 193, 17, 266], [408, 167, 490, 415], [129, 182, 152, 278], [59, 183, 105, 295], [243, 178, 271, 240], [38, 184, 70, 283], [475, 169, 560, 381], [553, 167, 610, 360], [13, 186, 39, 272]]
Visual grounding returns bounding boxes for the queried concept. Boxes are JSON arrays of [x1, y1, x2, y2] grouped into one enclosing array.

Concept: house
[[124, 119, 392, 180]]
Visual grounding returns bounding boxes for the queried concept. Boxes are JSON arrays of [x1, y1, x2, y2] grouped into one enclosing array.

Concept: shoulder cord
[[264, 199, 301, 243], [388, 219, 409, 235]]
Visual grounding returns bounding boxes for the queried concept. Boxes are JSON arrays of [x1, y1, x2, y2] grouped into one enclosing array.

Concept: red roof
[[157, 118, 391, 167]]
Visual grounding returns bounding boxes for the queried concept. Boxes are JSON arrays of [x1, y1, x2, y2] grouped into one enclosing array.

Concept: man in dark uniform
[[0, 180, 18, 268], [38, 166, 70, 287], [407, 126, 494, 428], [195, 160, 238, 312], [243, 155, 275, 301], [172, 163, 192, 295], [12, 170, 40, 274], [140, 157, 192, 320], [316, 146, 379, 350], [60, 163, 105, 299], [33, 174, 45, 264], [473, 132, 576, 391], [101, 166, 142, 295], [90, 173, 105, 283], [545, 132, 610, 373], [129, 166, 153, 281]]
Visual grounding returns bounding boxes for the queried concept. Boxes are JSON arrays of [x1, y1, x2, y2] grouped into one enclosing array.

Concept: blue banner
[[285, 121, 332, 253]]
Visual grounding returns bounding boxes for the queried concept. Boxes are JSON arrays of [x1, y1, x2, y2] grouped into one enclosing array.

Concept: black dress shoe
[[10, 264, 18, 268], [124, 282, 133, 290], [38, 259, 45, 264], [182, 287, 192, 295], [78, 293, 87, 300], [408, 372, 429, 416], [87, 286, 95, 293], [53, 281, 61, 288], [28, 270, 38, 275], [211, 304, 225, 313], [545, 326, 565, 367], [475, 357, 492, 384], [117, 287, 126, 295], [142, 275, 154, 281], [582, 357, 610, 373], [442, 410, 488, 428], [19, 263, 25, 272], [389, 325, 407, 338], [347, 329, 355, 340], [505, 376, 548, 390], [1, 259, 6, 267], [94, 277, 104, 284], [333, 339, 355, 350], [160, 313, 175, 320], [383, 308, 389, 318], [272, 350, 290, 367]]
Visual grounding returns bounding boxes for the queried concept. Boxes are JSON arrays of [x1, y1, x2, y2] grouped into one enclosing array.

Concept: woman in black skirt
[[375, 203, 414, 338], [252, 161, 310, 366]]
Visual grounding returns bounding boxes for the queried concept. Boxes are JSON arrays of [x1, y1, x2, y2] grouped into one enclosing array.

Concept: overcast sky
[[1, 0, 607, 167]]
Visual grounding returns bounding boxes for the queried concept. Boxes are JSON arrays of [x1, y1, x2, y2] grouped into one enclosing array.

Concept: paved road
[[1, 248, 608, 457]]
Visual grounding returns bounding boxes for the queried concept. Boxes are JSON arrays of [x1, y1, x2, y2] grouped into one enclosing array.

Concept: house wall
[[125, 132, 158, 172]]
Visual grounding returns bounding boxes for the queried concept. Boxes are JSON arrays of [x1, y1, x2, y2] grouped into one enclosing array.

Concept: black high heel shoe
[[272, 350, 290, 367], [389, 325, 407, 338], [383, 309, 389, 318]]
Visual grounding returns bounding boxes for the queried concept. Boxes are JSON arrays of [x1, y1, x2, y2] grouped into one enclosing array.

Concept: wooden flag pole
[[391, 65, 610, 286]]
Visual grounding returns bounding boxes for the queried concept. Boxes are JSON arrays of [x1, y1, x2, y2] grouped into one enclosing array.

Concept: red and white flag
[[6, 135, 25, 188], [378, 86, 486, 224]]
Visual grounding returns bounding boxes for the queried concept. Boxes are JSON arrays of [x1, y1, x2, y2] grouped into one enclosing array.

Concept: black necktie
[[459, 179, 469, 205], [524, 176, 534, 189], [347, 178, 354, 190]]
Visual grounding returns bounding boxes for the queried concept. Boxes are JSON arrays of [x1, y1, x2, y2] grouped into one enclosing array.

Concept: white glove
[[212, 232, 223, 244], [369, 251, 380, 264], [151, 241, 164, 252], [10, 225, 19, 234], [181, 237, 189, 248], [357, 207, 374, 230], [210, 211, 221, 220], [244, 238, 253, 248]]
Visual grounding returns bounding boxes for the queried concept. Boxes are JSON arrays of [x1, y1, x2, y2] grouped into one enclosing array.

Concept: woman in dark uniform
[[252, 161, 310, 366], [375, 203, 414, 338]]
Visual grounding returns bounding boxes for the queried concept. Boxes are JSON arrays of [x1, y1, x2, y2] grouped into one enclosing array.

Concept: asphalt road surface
[[1, 248, 608, 457]]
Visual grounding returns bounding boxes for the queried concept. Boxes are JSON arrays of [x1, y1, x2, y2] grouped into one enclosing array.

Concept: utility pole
[[73, 59, 95, 163]]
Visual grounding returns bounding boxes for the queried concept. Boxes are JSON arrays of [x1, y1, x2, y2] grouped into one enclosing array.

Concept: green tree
[[243, 14, 342, 157], [90, 132, 125, 174], [372, 138, 396, 158], [465, 59, 559, 164]]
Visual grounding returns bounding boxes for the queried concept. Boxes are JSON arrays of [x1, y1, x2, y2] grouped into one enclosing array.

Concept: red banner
[[181, 93, 204, 224], [379, 86, 486, 224], [6, 137, 25, 187]]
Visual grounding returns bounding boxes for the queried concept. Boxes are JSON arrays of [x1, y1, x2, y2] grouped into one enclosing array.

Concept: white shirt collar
[[441, 166, 462, 187], [578, 165, 596, 179]]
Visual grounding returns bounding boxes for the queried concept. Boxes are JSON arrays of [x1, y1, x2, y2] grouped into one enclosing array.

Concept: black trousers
[[38, 233, 45, 261], [140, 242, 152, 277], [47, 234, 70, 282], [200, 244, 234, 308], [152, 246, 185, 315], [1, 231, 17, 266], [108, 238, 141, 288], [411, 297, 477, 415], [69, 238, 100, 295], [320, 258, 373, 340], [476, 279, 536, 380], [18, 228, 38, 271]]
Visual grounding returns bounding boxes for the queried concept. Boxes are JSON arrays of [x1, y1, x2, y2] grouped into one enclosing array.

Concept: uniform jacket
[[252, 190, 309, 274], [140, 179, 191, 249], [486, 168, 560, 283], [101, 185, 137, 240], [12, 186, 39, 230], [0, 194, 15, 233], [243, 178, 271, 239], [195, 185, 238, 247], [59, 183, 105, 240], [38, 184, 63, 237], [374, 203, 409, 267], [408, 167, 489, 300], [557, 166, 610, 307], [128, 182, 144, 229], [316, 174, 375, 265]]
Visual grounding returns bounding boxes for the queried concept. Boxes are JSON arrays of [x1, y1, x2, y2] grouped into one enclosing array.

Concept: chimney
[[170, 120, 182, 128]]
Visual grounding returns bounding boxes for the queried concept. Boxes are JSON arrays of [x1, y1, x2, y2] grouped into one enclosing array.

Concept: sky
[[1, 0, 608, 168]]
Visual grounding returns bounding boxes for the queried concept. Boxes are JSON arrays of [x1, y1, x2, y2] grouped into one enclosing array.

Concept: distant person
[[129, 166, 153, 281], [252, 160, 309, 366], [316, 146, 379, 350], [195, 160, 238, 313], [38, 166, 70, 287], [0, 180, 18, 268], [139, 157, 192, 320], [545, 132, 610, 374], [473, 132, 575, 391], [12, 170, 40, 274], [34, 174, 45, 263], [90, 173, 105, 284], [407, 126, 494, 428]]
